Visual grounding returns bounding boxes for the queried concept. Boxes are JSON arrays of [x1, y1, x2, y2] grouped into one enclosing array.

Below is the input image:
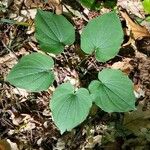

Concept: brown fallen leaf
[[7, 140, 19, 150], [111, 58, 133, 75], [24, 0, 62, 14], [120, 11, 150, 40], [1, 0, 14, 8], [117, 0, 145, 18], [123, 102, 150, 135], [0, 140, 11, 150], [134, 83, 145, 98], [24, 0, 43, 8], [48, 0, 63, 15]]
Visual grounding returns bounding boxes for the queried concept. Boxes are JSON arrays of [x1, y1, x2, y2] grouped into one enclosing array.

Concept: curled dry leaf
[[120, 11, 150, 40]]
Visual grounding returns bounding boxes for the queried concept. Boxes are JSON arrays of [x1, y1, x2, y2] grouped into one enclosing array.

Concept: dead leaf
[[1, 0, 13, 8], [12, 88, 28, 97], [0, 140, 11, 150], [120, 11, 150, 40], [124, 102, 150, 135], [55, 138, 65, 150], [111, 58, 133, 75], [8, 110, 23, 126], [63, 5, 88, 21], [85, 135, 102, 149], [134, 83, 145, 98], [19, 114, 36, 131], [42, 109, 51, 116], [48, 0, 63, 15], [7, 140, 19, 150], [37, 138, 43, 146], [20, 9, 37, 20], [48, 0, 61, 6], [117, 0, 145, 18], [24, 0, 43, 8]]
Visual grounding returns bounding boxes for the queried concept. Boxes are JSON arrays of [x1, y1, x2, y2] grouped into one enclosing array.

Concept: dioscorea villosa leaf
[[6, 53, 54, 92], [143, 0, 150, 14], [81, 12, 123, 62], [50, 82, 92, 134], [89, 69, 136, 112], [35, 10, 75, 54]]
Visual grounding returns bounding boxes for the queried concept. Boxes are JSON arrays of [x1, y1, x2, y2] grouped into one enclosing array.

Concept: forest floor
[[0, 0, 150, 150]]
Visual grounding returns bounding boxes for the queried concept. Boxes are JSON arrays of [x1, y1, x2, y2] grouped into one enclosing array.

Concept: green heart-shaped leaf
[[81, 12, 123, 62], [6, 53, 54, 92], [143, 0, 150, 14], [50, 83, 92, 134], [89, 69, 136, 112], [35, 10, 75, 54]]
